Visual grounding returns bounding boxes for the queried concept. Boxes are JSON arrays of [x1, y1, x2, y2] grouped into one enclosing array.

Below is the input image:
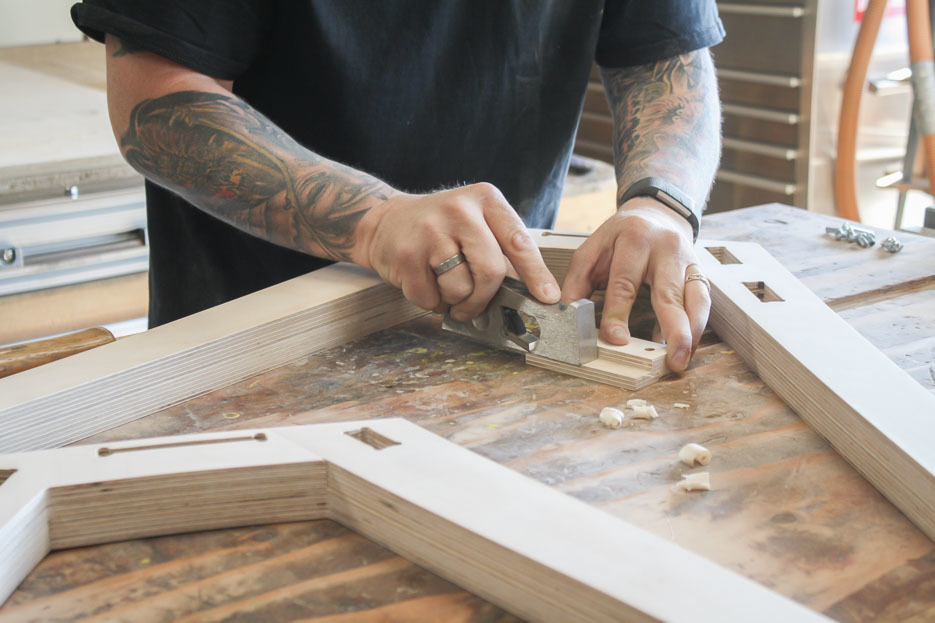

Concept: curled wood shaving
[[599, 407, 624, 429]]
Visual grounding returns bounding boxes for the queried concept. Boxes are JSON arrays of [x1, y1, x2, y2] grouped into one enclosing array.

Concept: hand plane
[[441, 277, 598, 366]]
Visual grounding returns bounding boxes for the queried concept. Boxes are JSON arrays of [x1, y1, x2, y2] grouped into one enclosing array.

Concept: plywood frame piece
[[0, 263, 425, 453], [0, 418, 826, 622], [697, 241, 935, 543]]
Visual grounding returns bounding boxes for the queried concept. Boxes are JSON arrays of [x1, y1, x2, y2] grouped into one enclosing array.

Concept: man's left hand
[[560, 198, 710, 373]]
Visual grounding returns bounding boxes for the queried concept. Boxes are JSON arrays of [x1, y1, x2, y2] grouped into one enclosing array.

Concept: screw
[[0, 248, 14, 264], [66, 185, 79, 199], [825, 222, 875, 247], [881, 236, 903, 253]]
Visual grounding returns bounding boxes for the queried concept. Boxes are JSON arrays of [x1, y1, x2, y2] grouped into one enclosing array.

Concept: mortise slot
[[0, 469, 16, 487], [97, 433, 267, 457], [705, 246, 742, 265], [743, 281, 784, 303], [541, 231, 589, 239], [345, 427, 401, 450]]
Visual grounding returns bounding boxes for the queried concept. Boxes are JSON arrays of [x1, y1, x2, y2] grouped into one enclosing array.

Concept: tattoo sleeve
[[600, 50, 721, 209], [120, 90, 392, 262]]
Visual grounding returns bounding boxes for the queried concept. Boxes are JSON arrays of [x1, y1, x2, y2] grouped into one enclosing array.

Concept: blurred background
[[0, 0, 930, 347]]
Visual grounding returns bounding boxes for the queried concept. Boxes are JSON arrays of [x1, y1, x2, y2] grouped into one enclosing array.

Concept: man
[[71, 1, 723, 373]]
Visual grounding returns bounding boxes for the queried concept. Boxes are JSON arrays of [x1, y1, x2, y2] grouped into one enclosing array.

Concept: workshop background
[[2, 2, 935, 622], [0, 0, 930, 347], [1, 0, 931, 348]]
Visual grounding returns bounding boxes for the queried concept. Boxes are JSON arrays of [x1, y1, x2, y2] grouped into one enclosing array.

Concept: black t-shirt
[[71, 0, 724, 327]]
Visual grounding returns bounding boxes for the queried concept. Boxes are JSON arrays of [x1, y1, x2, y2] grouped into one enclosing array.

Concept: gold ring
[[432, 253, 466, 276], [685, 272, 710, 291]]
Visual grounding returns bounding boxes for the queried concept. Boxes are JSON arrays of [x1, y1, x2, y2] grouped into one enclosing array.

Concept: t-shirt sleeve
[[70, 0, 271, 80], [596, 0, 725, 68]]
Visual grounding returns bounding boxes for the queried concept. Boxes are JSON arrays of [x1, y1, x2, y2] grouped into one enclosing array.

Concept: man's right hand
[[105, 38, 556, 320], [361, 182, 561, 319]]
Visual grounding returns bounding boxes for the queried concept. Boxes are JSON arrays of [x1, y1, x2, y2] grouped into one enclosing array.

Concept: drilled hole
[[644, 347, 655, 351], [743, 281, 784, 303], [705, 246, 742, 265], [346, 428, 400, 450]]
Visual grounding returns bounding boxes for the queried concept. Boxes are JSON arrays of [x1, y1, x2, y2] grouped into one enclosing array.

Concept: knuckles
[[605, 274, 641, 302], [442, 278, 473, 302], [507, 228, 535, 254], [469, 259, 506, 287], [653, 283, 685, 307], [468, 181, 507, 206]]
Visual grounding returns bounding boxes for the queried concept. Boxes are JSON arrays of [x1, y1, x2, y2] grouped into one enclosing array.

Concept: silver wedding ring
[[432, 252, 466, 276], [685, 272, 710, 291]]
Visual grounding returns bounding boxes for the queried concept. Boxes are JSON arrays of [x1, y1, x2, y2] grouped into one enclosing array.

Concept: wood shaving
[[630, 404, 658, 420], [626, 398, 648, 408], [678, 443, 712, 466], [678, 472, 711, 491], [598, 407, 624, 429], [673, 402, 690, 409]]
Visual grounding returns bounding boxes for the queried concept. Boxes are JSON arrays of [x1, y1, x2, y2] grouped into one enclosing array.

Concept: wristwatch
[[618, 177, 700, 242]]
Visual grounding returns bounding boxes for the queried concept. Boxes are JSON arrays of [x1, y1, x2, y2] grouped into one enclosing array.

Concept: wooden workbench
[[2, 204, 934, 621]]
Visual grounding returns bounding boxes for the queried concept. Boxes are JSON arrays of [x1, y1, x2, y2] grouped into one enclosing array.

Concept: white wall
[[0, 0, 83, 48]]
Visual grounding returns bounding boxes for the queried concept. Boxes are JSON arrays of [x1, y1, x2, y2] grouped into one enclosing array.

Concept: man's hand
[[104, 38, 556, 320], [363, 182, 561, 320], [561, 198, 710, 373]]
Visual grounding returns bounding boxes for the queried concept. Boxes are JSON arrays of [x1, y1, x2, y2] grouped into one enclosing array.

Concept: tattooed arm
[[562, 50, 721, 372], [104, 36, 559, 318]]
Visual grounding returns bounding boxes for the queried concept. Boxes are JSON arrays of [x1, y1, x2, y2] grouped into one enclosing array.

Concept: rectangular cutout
[[0, 470, 15, 487], [743, 281, 785, 303], [705, 246, 742, 265], [345, 427, 400, 450]]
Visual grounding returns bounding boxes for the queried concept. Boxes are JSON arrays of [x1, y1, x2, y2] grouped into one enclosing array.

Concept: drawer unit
[[573, 0, 818, 215]]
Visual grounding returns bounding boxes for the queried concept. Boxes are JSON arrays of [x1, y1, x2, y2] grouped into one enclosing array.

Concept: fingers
[[478, 184, 560, 305], [650, 259, 694, 373], [447, 227, 505, 320], [684, 265, 711, 352], [432, 252, 474, 305], [370, 182, 557, 321], [600, 236, 649, 345], [561, 237, 610, 304], [558, 201, 711, 374]]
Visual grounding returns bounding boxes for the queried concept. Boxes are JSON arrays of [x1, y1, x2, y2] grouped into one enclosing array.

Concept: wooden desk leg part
[[0, 419, 826, 622], [0, 263, 426, 453], [698, 241, 935, 543]]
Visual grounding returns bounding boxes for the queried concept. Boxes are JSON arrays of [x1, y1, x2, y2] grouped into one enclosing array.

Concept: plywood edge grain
[[0, 264, 425, 452], [698, 240, 935, 542], [0, 419, 827, 622]]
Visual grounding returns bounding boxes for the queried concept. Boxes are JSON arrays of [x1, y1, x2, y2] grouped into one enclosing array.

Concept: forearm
[[106, 39, 394, 265], [600, 50, 721, 208]]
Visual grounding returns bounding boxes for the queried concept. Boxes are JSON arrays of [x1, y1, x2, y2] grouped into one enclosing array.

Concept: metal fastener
[[881, 236, 903, 253], [0, 248, 15, 264], [825, 222, 875, 247]]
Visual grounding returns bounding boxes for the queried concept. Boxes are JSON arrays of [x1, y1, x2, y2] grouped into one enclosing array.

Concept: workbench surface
[[4, 204, 934, 622]]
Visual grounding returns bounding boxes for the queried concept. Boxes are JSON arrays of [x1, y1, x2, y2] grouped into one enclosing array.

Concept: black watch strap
[[619, 177, 701, 242]]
